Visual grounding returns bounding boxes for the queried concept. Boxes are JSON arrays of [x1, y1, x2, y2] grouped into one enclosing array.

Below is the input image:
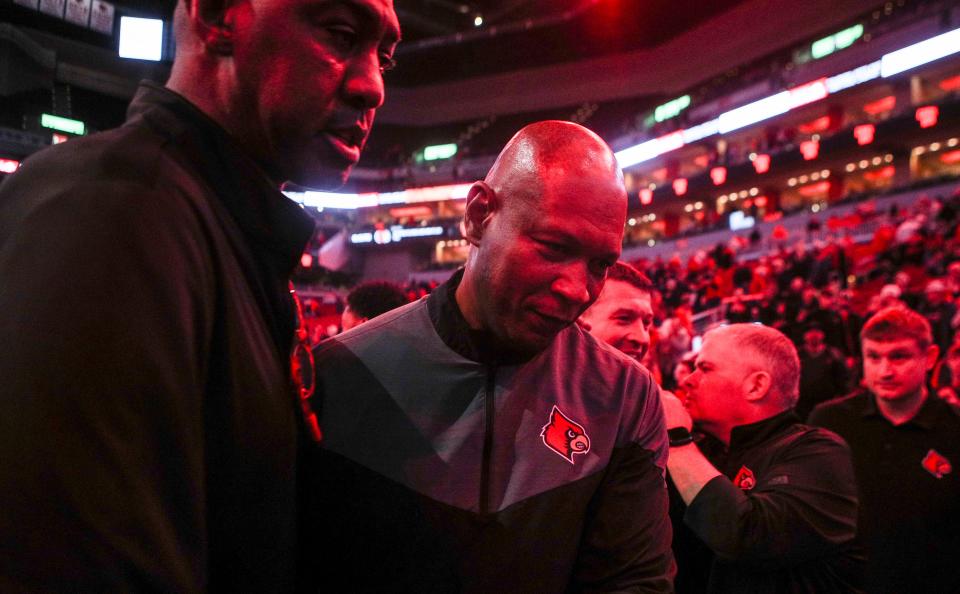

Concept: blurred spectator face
[[945, 344, 960, 386], [861, 338, 937, 403], [818, 291, 835, 310], [894, 272, 911, 290], [673, 354, 697, 390], [948, 262, 960, 282], [803, 329, 826, 356], [790, 277, 805, 293], [341, 306, 363, 331], [579, 280, 654, 361], [925, 281, 946, 305]]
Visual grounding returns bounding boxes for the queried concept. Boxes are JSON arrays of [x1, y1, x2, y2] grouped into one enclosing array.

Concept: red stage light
[[672, 178, 688, 196], [798, 116, 831, 134], [0, 158, 19, 174], [864, 166, 895, 181], [639, 188, 653, 205], [752, 154, 771, 174], [755, 196, 768, 208], [854, 124, 875, 146], [798, 181, 831, 197], [863, 95, 896, 115], [710, 167, 727, 186], [800, 140, 820, 160], [916, 106, 939, 129], [300, 253, 313, 268], [941, 150, 960, 165], [939, 75, 960, 92]]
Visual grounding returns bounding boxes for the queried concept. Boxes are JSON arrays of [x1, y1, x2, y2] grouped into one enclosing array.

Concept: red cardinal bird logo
[[921, 449, 952, 479], [733, 466, 756, 490], [541, 405, 591, 463]]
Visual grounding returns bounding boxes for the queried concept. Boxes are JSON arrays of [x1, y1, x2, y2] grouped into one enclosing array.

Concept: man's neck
[[454, 270, 483, 330], [875, 388, 927, 426]]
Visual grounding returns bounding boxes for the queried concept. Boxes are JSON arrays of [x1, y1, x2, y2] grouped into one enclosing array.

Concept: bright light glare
[[881, 27, 960, 78], [119, 17, 164, 61]]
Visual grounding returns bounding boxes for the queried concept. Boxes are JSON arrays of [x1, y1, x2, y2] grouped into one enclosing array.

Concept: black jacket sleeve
[[0, 180, 215, 592], [570, 374, 676, 593], [683, 430, 858, 569]]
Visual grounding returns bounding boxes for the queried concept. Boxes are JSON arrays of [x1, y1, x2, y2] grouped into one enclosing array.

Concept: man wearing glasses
[[302, 120, 675, 592], [0, 0, 399, 591]]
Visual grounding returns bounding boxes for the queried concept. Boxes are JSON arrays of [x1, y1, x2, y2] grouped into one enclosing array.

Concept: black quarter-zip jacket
[[300, 269, 675, 593]]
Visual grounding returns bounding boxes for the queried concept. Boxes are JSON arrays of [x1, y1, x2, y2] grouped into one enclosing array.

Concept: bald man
[[301, 121, 675, 592]]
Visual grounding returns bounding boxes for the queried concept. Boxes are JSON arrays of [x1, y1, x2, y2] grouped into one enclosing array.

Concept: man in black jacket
[[0, 0, 399, 591], [661, 323, 863, 592]]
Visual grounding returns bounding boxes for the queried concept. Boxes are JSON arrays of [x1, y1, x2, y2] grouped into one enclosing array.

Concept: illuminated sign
[[916, 106, 939, 129], [654, 95, 691, 123], [423, 143, 458, 161], [350, 225, 445, 244], [729, 211, 755, 231], [118, 16, 164, 61], [863, 95, 896, 115], [710, 167, 727, 186], [854, 124, 875, 146], [752, 154, 771, 174], [672, 178, 688, 196], [41, 113, 85, 135], [51, 132, 69, 144], [800, 140, 820, 161], [811, 24, 864, 60]]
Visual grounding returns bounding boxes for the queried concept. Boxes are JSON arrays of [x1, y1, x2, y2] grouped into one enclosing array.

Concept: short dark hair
[[346, 281, 408, 320], [861, 306, 932, 350], [607, 261, 654, 295]]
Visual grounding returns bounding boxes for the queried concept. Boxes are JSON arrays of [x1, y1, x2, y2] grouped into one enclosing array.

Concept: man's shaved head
[[456, 120, 628, 356]]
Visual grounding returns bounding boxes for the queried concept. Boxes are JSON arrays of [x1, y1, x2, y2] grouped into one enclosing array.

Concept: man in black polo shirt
[[810, 306, 960, 594], [661, 323, 863, 593]]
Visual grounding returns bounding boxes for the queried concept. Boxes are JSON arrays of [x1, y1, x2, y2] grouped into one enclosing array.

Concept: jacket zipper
[[480, 364, 496, 514]]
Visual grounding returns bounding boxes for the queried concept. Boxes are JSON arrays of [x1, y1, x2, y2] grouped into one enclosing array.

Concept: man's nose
[[343, 51, 385, 111], [551, 266, 592, 308]]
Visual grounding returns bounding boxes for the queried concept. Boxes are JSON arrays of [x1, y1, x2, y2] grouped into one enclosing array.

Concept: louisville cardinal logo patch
[[733, 466, 756, 490], [541, 405, 590, 463], [921, 449, 952, 479]]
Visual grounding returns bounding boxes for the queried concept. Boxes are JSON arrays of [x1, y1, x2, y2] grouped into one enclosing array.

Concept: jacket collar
[[125, 81, 315, 275], [426, 268, 541, 366], [728, 409, 800, 452], [859, 389, 943, 430]]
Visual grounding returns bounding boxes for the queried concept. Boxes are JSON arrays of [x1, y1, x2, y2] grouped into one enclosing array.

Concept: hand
[[660, 390, 693, 431]]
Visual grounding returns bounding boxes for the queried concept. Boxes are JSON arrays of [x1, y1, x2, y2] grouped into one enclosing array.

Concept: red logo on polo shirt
[[921, 449, 952, 479], [733, 466, 756, 490], [541, 406, 591, 464]]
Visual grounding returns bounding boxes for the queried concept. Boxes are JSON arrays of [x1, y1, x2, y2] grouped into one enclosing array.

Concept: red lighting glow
[[864, 166, 895, 181], [798, 181, 831, 197], [710, 167, 727, 186], [755, 196, 768, 208], [752, 154, 771, 174], [788, 78, 829, 109], [300, 253, 313, 268], [639, 188, 653, 205], [52, 133, 69, 145], [854, 124, 875, 146], [863, 95, 896, 115], [916, 106, 939, 129], [939, 75, 960, 92], [798, 116, 831, 134], [388, 205, 433, 219], [800, 140, 820, 161], [939, 150, 960, 165], [0, 158, 19, 174], [673, 178, 688, 196]]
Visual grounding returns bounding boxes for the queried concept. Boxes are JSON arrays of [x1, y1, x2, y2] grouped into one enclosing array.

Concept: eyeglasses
[[290, 282, 322, 443]]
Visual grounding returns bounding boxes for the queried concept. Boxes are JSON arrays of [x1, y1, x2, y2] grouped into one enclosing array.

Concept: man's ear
[[187, 0, 238, 55], [462, 181, 499, 247], [743, 370, 772, 402]]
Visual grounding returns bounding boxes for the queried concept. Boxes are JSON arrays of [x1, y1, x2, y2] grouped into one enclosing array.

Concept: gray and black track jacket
[[299, 270, 674, 593]]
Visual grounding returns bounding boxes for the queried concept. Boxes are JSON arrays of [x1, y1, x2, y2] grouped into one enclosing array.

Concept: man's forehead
[[863, 338, 923, 355]]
